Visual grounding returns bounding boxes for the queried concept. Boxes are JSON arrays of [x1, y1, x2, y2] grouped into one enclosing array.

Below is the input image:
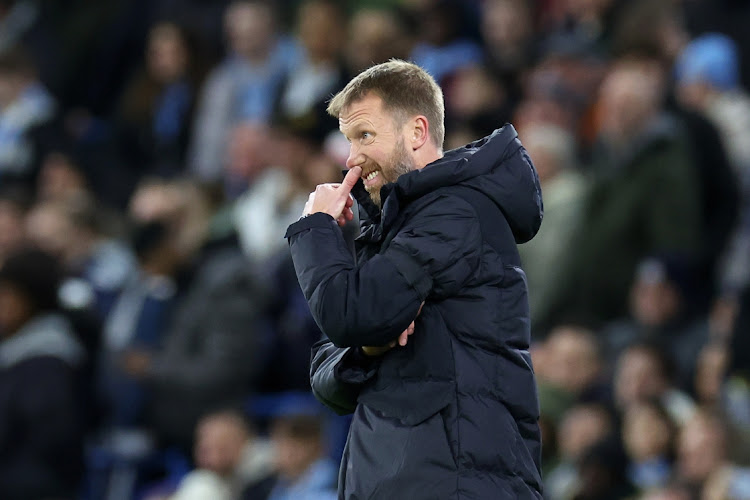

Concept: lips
[[363, 170, 380, 187]]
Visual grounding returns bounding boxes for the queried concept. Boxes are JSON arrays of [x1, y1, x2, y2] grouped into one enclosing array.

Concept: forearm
[[310, 340, 380, 415], [287, 214, 424, 347]]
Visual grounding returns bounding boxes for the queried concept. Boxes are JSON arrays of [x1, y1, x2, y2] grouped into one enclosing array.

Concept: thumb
[[339, 166, 361, 196]]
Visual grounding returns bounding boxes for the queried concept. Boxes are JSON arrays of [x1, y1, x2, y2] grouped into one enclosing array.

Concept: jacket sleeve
[[309, 339, 380, 415], [285, 194, 482, 347]]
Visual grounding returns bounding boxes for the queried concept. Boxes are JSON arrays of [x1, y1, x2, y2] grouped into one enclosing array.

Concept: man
[[0, 248, 85, 499], [285, 60, 543, 498]]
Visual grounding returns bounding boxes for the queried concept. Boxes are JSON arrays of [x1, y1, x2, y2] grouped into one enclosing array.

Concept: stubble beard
[[367, 138, 415, 208]]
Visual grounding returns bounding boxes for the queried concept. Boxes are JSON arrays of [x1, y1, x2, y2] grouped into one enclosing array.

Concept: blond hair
[[327, 60, 445, 149]]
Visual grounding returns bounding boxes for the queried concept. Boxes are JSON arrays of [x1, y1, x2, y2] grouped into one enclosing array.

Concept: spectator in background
[[573, 437, 635, 500], [544, 403, 614, 500], [693, 341, 729, 410], [275, 0, 346, 125], [0, 248, 85, 500], [409, 0, 484, 85], [34, 149, 129, 242], [702, 464, 750, 500], [517, 123, 586, 335], [116, 21, 203, 178], [188, 0, 300, 182], [479, 0, 535, 100], [233, 117, 340, 267], [25, 195, 137, 316], [35, 150, 90, 203], [675, 33, 750, 317], [621, 400, 676, 491], [536, 325, 605, 423], [540, 0, 620, 56], [443, 64, 510, 148], [0, 45, 55, 184], [601, 256, 709, 388], [121, 178, 273, 453], [344, 8, 412, 75], [159, 409, 274, 500], [675, 409, 733, 494], [613, 342, 695, 426], [612, 1, 740, 315], [562, 55, 702, 325], [96, 220, 178, 432], [221, 121, 274, 199], [512, 46, 607, 153], [246, 410, 337, 500]]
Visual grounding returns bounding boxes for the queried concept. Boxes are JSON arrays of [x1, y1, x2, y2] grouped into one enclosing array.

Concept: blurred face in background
[[694, 344, 728, 406], [518, 124, 575, 184], [448, 65, 505, 122], [25, 203, 76, 261], [622, 402, 673, 461], [481, 0, 532, 55], [270, 418, 323, 481], [630, 275, 680, 328], [147, 23, 189, 84], [597, 60, 665, 145], [346, 9, 410, 74], [37, 152, 88, 203], [614, 346, 668, 409], [194, 414, 249, 478], [225, 1, 275, 60], [557, 404, 612, 461], [677, 412, 727, 485], [543, 326, 601, 395], [226, 123, 272, 183], [297, 0, 344, 63]]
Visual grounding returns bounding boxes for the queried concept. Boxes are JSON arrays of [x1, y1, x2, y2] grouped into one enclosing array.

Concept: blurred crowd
[[0, 0, 749, 499]]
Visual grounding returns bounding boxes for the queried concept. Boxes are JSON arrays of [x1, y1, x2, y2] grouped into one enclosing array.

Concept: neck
[[415, 146, 443, 170]]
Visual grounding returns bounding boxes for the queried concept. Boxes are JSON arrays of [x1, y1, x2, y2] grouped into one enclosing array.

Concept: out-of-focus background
[[0, 0, 749, 499]]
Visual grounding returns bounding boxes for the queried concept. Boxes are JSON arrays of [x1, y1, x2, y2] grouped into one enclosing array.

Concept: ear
[[408, 115, 430, 151]]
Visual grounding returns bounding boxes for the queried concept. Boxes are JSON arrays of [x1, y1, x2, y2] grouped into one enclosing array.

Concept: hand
[[361, 302, 424, 356], [303, 166, 361, 227], [121, 350, 153, 378]]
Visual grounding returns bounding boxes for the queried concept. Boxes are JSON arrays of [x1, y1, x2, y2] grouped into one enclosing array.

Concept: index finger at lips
[[339, 167, 362, 195]]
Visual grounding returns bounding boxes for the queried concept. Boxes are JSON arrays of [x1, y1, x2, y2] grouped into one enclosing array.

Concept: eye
[[360, 131, 374, 143]]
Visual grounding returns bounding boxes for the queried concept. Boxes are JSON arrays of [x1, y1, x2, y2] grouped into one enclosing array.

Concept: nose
[[346, 142, 364, 170]]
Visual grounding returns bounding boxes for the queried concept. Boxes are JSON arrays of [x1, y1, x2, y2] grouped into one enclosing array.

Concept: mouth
[[362, 170, 380, 187]]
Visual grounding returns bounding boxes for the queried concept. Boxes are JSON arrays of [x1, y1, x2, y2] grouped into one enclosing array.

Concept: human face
[[147, 23, 187, 84], [339, 93, 416, 207], [194, 416, 247, 477]]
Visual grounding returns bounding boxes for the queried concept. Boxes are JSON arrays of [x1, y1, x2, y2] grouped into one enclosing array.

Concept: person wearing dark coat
[[285, 60, 544, 499], [0, 248, 86, 500]]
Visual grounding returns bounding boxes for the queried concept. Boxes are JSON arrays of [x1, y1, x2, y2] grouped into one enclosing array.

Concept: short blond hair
[[327, 60, 445, 149]]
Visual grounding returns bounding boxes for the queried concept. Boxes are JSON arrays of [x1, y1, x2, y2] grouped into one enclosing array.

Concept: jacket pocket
[[345, 402, 458, 499]]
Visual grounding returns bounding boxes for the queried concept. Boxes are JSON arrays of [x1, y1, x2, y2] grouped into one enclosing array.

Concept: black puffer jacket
[[286, 125, 544, 499]]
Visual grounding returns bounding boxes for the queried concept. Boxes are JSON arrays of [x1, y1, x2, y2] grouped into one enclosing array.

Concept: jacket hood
[[0, 313, 85, 369], [356, 124, 543, 244]]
